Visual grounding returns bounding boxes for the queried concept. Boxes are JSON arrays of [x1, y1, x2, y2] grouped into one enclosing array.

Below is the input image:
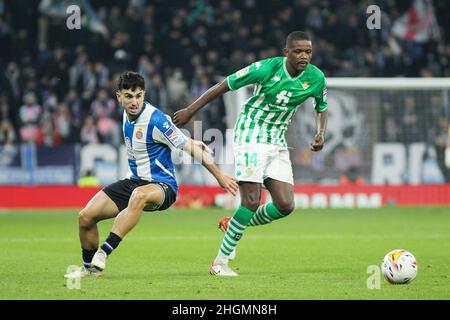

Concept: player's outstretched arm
[[310, 109, 328, 152], [182, 138, 238, 195], [173, 79, 230, 126]]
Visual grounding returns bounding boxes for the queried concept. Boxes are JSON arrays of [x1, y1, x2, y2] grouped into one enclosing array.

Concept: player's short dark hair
[[286, 31, 311, 47], [116, 71, 145, 91]]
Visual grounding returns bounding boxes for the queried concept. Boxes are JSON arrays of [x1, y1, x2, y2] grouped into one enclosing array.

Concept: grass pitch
[[0, 207, 449, 300]]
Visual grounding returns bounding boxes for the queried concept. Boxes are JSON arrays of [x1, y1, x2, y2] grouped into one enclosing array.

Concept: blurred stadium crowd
[[0, 0, 449, 149]]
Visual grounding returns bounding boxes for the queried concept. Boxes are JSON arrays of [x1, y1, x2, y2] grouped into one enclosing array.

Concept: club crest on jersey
[[301, 81, 310, 90], [135, 128, 143, 140]]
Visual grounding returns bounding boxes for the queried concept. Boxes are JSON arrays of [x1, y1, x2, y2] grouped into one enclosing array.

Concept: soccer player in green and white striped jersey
[[174, 31, 328, 276]]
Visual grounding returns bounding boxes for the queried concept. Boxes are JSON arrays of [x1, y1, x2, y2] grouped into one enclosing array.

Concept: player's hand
[[173, 107, 194, 126], [218, 175, 239, 196], [310, 133, 324, 152]]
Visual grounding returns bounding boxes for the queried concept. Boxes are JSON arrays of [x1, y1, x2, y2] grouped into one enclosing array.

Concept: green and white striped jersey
[[227, 57, 328, 146]]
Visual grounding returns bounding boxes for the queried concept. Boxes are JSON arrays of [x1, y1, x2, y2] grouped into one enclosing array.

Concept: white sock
[[215, 250, 230, 264]]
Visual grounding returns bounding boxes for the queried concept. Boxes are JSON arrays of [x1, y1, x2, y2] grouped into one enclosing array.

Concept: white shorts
[[233, 143, 294, 185]]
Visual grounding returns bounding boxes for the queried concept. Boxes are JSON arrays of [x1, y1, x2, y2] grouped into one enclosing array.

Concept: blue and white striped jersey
[[122, 101, 188, 194]]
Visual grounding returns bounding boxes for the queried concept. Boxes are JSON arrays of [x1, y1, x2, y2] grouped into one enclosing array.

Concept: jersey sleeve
[[313, 76, 328, 113], [151, 110, 189, 150], [226, 59, 272, 91]]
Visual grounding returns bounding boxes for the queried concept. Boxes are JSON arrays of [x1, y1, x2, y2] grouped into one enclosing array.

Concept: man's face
[[284, 39, 312, 72], [116, 88, 145, 117]]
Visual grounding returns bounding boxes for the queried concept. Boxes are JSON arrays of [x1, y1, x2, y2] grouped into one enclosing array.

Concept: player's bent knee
[[78, 209, 95, 228], [130, 188, 147, 204], [276, 201, 295, 216], [241, 200, 259, 212], [130, 186, 162, 210]]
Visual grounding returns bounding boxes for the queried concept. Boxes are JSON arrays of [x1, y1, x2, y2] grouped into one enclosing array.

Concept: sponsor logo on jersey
[[124, 136, 136, 160], [236, 67, 249, 78], [164, 127, 175, 139], [271, 75, 281, 82], [164, 126, 186, 148], [255, 62, 262, 70]]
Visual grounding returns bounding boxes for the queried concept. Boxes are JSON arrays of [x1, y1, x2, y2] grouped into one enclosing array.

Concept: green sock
[[219, 205, 255, 258], [248, 203, 286, 226]]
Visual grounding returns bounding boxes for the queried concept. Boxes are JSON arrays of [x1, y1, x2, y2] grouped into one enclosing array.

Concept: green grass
[[0, 207, 449, 300]]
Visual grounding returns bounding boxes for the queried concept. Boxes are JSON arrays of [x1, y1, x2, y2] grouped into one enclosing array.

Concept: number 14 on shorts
[[236, 151, 257, 177]]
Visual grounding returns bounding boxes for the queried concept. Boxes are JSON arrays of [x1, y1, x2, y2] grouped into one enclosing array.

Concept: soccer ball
[[381, 249, 418, 284]]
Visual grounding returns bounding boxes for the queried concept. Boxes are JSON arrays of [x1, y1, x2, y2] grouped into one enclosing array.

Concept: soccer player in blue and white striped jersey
[[65, 72, 238, 278]]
